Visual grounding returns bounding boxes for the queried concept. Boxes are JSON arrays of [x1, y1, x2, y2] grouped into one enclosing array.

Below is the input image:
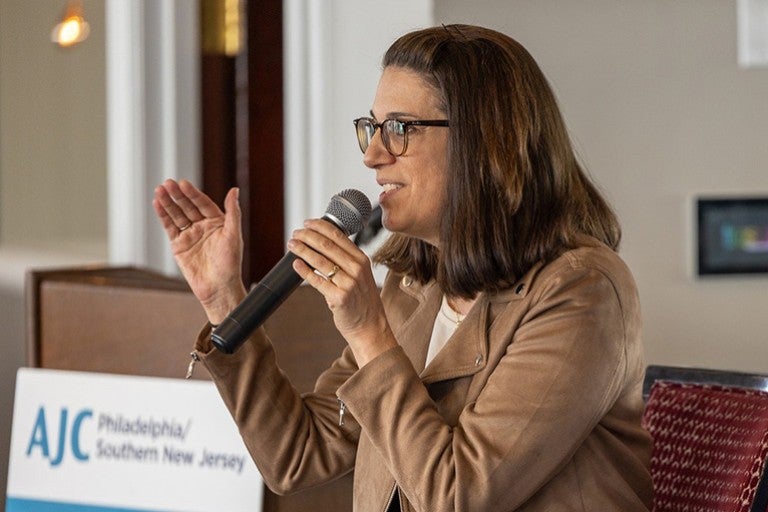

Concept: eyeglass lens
[[355, 118, 406, 156]]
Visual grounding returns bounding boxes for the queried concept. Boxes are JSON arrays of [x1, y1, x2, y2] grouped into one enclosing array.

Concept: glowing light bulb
[[51, 2, 90, 48]]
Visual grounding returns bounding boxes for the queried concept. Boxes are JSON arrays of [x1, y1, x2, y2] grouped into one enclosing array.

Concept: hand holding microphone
[[211, 189, 372, 354], [154, 180, 373, 354]]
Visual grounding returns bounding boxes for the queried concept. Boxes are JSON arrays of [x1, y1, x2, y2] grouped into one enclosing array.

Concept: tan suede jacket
[[195, 238, 653, 511]]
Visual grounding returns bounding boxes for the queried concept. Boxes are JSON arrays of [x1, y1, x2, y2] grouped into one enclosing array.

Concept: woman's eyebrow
[[370, 109, 419, 120]]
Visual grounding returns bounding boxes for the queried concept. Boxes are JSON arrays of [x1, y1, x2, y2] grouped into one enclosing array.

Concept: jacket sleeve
[[197, 324, 362, 494], [336, 253, 642, 510]]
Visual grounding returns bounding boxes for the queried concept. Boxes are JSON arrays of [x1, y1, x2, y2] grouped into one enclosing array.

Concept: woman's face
[[364, 66, 449, 247]]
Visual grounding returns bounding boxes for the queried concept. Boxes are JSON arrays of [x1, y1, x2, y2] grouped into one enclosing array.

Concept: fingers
[[288, 218, 369, 288], [223, 187, 242, 236], [178, 179, 227, 219], [152, 196, 180, 236], [153, 181, 195, 233], [153, 187, 191, 238], [313, 263, 343, 287], [294, 258, 340, 290], [153, 179, 228, 237]]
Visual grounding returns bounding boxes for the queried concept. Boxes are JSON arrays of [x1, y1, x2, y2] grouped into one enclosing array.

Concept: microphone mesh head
[[325, 189, 372, 235]]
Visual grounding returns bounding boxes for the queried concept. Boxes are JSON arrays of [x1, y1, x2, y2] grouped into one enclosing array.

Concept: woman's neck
[[445, 295, 478, 316]]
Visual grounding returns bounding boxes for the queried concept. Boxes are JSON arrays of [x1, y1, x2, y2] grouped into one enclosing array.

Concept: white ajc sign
[[6, 368, 264, 512]]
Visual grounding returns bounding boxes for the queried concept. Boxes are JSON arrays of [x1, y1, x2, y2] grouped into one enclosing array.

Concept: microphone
[[353, 204, 383, 247], [211, 189, 372, 354]]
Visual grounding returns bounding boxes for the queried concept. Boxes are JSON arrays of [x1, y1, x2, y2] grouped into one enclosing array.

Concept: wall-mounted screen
[[697, 197, 768, 275]]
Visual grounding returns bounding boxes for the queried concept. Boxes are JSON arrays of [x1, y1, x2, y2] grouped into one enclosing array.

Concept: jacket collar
[[387, 263, 541, 384]]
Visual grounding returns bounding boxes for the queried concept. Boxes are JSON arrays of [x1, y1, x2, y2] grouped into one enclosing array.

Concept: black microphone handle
[[210, 251, 302, 354], [208, 184, 373, 354], [210, 209, 358, 354]]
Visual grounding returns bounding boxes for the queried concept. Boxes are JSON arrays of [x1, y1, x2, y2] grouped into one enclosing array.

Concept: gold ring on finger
[[326, 265, 340, 282]]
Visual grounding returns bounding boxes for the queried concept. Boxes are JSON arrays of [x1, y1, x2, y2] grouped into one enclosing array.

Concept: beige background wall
[[436, 0, 768, 372], [0, 0, 107, 248]]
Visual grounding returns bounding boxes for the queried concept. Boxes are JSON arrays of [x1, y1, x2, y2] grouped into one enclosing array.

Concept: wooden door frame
[[201, 0, 284, 286]]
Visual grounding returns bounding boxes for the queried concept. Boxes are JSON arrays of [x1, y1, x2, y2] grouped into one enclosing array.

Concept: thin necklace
[[442, 296, 466, 326]]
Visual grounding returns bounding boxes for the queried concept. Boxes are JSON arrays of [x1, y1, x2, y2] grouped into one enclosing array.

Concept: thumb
[[223, 187, 242, 235]]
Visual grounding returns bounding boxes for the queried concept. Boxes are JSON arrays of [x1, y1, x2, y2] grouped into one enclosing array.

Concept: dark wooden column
[[238, 0, 284, 287], [200, 0, 284, 287], [201, 54, 237, 206]]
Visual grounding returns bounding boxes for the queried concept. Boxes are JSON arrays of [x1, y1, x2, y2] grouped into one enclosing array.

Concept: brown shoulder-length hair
[[373, 24, 621, 298]]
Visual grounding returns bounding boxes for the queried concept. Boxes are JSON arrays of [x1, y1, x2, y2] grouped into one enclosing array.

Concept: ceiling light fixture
[[51, 0, 90, 48]]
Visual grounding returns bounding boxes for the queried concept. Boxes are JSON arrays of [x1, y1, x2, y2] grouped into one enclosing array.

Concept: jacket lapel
[[387, 275, 440, 375], [420, 298, 490, 384], [387, 265, 540, 386]]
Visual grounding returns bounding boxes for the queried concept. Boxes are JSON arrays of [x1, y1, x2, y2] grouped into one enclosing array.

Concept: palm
[[171, 215, 241, 305], [153, 180, 246, 322]]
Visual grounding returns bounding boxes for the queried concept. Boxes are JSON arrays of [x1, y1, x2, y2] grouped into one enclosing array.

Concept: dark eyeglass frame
[[353, 117, 450, 156]]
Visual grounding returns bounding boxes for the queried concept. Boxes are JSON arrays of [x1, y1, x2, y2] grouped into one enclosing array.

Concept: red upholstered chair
[[642, 365, 768, 512]]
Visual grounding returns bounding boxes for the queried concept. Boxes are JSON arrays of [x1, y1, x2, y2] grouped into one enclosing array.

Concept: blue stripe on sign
[[5, 497, 167, 512]]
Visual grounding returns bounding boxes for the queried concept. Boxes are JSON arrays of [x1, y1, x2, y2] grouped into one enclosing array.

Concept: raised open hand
[[152, 179, 246, 324]]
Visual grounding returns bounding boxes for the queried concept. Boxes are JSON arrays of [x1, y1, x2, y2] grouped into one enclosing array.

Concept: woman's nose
[[363, 130, 396, 168]]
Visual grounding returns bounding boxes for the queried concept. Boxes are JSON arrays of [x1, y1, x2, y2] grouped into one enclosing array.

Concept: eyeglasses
[[353, 117, 449, 156]]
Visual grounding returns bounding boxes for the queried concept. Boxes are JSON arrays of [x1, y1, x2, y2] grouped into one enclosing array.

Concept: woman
[[153, 24, 652, 511]]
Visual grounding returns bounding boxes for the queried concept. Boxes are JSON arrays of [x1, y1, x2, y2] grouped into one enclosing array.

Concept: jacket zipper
[[337, 397, 346, 426], [185, 352, 200, 379]]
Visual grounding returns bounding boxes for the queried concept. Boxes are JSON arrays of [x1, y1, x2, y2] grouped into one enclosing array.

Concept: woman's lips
[[379, 182, 402, 201]]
